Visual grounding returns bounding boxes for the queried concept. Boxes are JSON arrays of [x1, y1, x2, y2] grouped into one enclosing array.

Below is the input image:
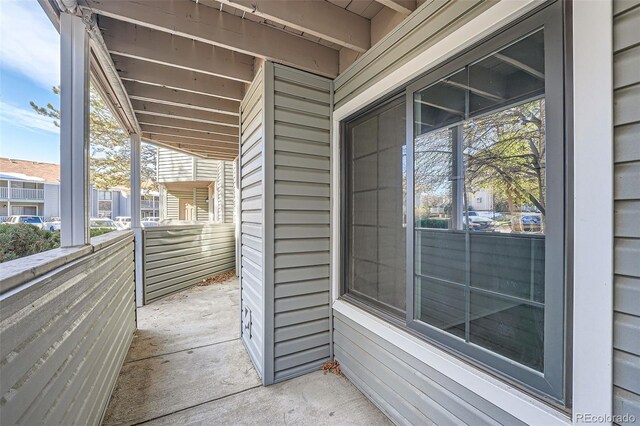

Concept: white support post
[[60, 13, 90, 247], [130, 133, 144, 307]]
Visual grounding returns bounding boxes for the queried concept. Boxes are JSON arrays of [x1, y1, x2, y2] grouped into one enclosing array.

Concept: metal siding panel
[[615, 275, 640, 317], [614, 350, 640, 395], [195, 157, 218, 181], [269, 64, 333, 381], [333, 313, 527, 425], [142, 224, 236, 303], [615, 123, 640, 163], [614, 386, 640, 425], [611, 7, 639, 414], [240, 67, 266, 380], [0, 236, 135, 426], [614, 313, 640, 356], [157, 147, 196, 183], [614, 45, 640, 89], [614, 85, 640, 126], [614, 0, 640, 16], [614, 5, 640, 52], [615, 201, 640, 238]]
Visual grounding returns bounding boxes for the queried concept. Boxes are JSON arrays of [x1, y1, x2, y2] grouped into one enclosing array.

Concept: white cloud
[[0, 0, 59, 89], [0, 100, 59, 134]]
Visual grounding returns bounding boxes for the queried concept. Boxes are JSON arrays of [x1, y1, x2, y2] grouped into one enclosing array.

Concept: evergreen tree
[[31, 86, 157, 191]]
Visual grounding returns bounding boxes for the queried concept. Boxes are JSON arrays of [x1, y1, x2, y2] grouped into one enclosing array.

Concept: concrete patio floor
[[102, 277, 391, 425]]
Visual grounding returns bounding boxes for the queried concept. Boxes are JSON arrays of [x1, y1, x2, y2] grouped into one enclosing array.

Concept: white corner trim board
[[330, 0, 615, 423], [571, 0, 614, 423]]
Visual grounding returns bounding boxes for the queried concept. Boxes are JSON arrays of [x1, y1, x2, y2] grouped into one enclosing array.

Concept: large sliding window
[[343, 4, 566, 403]]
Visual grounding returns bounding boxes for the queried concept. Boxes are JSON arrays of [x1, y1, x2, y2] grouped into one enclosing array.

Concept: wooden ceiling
[[79, 0, 416, 160]]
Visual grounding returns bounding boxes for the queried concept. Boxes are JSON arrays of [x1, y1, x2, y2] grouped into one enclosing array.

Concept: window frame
[[340, 2, 568, 405], [342, 93, 408, 318]]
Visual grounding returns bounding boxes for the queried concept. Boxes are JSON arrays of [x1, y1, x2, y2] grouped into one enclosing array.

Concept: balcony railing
[[6, 188, 45, 200], [141, 200, 159, 209], [0, 187, 7, 198]]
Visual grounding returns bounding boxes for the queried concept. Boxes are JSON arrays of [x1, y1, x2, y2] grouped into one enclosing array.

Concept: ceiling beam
[[112, 55, 244, 101], [374, 0, 416, 16], [81, 0, 339, 77], [494, 53, 545, 80], [140, 124, 238, 143], [99, 16, 254, 83], [131, 100, 239, 127], [147, 139, 236, 160], [143, 133, 238, 151], [123, 81, 239, 116], [143, 136, 238, 159], [211, 0, 370, 53], [136, 114, 239, 136], [148, 140, 211, 159]]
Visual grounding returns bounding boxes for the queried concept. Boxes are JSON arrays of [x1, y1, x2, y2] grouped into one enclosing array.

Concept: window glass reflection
[[412, 30, 548, 371]]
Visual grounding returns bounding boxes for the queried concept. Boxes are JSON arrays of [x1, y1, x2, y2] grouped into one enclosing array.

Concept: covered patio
[[0, 0, 634, 425], [102, 277, 387, 425]]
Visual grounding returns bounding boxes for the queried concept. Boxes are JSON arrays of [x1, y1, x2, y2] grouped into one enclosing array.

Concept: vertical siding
[[613, 3, 640, 422], [0, 233, 135, 425], [271, 64, 333, 382], [142, 224, 235, 303], [240, 66, 265, 378], [333, 0, 492, 110]]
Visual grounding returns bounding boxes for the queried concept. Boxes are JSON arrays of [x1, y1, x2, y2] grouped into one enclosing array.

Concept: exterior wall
[[271, 64, 332, 382], [9, 202, 44, 216], [43, 183, 60, 218], [240, 65, 265, 379], [0, 232, 135, 425], [142, 224, 235, 303], [238, 63, 333, 384], [195, 157, 218, 181], [215, 160, 235, 223], [164, 188, 193, 220], [613, 3, 640, 421], [195, 188, 208, 221], [157, 147, 219, 183], [157, 148, 196, 182], [333, 0, 493, 110], [330, 1, 569, 424], [334, 311, 525, 425]]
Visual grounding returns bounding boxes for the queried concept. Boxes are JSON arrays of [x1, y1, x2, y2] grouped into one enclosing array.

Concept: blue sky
[[0, 0, 61, 164]]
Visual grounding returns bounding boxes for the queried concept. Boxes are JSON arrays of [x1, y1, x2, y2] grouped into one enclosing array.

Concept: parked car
[[3, 215, 45, 229], [90, 218, 118, 230], [114, 216, 132, 229], [511, 213, 543, 232], [141, 220, 160, 228], [463, 211, 496, 231], [44, 217, 61, 232]]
